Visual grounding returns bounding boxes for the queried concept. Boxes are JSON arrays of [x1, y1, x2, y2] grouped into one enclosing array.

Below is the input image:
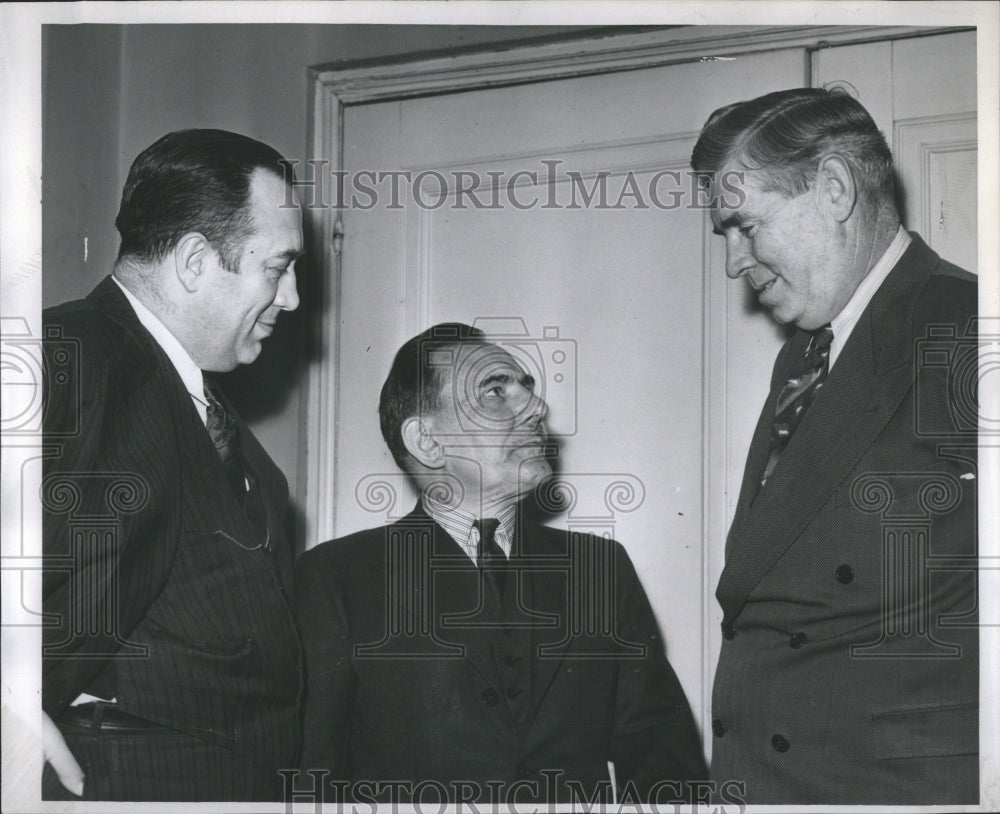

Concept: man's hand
[[42, 710, 84, 796]]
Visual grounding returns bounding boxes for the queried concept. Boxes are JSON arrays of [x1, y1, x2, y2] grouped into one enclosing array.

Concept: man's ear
[[815, 154, 857, 223], [174, 232, 211, 293], [401, 416, 445, 469]]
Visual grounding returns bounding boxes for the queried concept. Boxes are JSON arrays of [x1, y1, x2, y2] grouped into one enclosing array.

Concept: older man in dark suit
[[693, 88, 978, 803], [42, 129, 304, 800], [295, 323, 707, 805]]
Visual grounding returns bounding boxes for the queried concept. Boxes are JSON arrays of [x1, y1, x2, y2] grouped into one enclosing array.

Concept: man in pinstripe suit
[[41, 129, 304, 800]]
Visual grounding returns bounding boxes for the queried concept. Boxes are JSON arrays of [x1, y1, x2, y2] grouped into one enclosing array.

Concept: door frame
[[300, 23, 956, 550], [300, 22, 969, 754]]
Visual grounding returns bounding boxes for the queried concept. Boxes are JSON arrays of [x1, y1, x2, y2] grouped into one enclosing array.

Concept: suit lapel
[[727, 332, 809, 546], [718, 237, 935, 623], [410, 508, 506, 695], [86, 277, 164, 401], [90, 276, 260, 544], [518, 524, 574, 727]]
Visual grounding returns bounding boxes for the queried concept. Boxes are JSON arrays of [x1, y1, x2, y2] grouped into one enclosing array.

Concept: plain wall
[[42, 23, 600, 542]]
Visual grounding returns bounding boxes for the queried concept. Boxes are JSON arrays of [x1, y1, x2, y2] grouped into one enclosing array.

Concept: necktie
[[205, 383, 239, 467], [474, 518, 507, 598], [204, 382, 247, 495], [204, 380, 270, 549], [760, 324, 834, 488]]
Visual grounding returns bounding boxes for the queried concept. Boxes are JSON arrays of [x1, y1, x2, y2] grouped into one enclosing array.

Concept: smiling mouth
[[754, 278, 777, 296]]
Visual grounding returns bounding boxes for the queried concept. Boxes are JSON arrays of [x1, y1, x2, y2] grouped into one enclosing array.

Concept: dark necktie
[[204, 382, 246, 495], [204, 379, 270, 549], [205, 384, 238, 463], [761, 324, 834, 488], [474, 518, 507, 598]]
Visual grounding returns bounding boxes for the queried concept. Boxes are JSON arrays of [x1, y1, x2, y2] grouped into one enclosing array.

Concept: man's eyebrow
[[477, 370, 536, 391], [272, 248, 305, 262], [712, 211, 747, 236], [478, 371, 512, 390]]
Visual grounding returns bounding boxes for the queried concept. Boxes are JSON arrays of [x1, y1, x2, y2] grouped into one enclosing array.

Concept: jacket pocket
[[871, 701, 977, 759]]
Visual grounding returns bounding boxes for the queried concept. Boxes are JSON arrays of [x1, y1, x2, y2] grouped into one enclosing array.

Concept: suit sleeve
[[294, 546, 356, 778], [607, 542, 708, 794]]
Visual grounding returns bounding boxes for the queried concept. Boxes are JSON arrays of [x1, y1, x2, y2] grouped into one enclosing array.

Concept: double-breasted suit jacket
[[42, 277, 301, 800], [711, 234, 978, 804], [295, 505, 707, 804]]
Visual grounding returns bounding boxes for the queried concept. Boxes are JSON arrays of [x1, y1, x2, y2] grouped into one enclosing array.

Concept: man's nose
[[725, 234, 755, 280], [520, 390, 549, 425], [275, 269, 300, 311]]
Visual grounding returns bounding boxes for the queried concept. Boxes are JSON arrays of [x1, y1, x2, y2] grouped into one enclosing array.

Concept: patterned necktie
[[474, 518, 507, 597], [204, 383, 239, 466], [204, 379, 269, 549], [204, 380, 252, 497], [761, 324, 834, 488]]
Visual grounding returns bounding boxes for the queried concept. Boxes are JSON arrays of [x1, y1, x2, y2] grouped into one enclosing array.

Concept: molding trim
[[894, 112, 977, 247], [315, 26, 958, 104], [301, 24, 955, 547]]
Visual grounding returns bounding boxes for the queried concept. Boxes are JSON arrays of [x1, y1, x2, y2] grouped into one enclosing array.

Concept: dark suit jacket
[[42, 277, 301, 798], [295, 505, 707, 804], [711, 234, 978, 803]]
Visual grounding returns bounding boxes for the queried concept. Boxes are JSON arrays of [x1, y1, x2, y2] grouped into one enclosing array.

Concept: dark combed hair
[[379, 323, 487, 469], [114, 129, 290, 271], [691, 87, 894, 202]]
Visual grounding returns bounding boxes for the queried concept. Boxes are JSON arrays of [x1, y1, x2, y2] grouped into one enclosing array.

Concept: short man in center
[[295, 323, 706, 804]]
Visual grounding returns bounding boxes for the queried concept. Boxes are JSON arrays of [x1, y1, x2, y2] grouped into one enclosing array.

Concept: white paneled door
[[311, 28, 977, 759]]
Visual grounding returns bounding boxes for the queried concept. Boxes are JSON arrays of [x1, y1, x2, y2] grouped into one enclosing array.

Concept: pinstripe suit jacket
[[41, 277, 301, 793], [711, 234, 978, 803]]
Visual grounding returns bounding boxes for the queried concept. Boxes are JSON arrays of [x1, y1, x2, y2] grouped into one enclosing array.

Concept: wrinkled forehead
[[433, 342, 525, 389], [459, 341, 521, 367]]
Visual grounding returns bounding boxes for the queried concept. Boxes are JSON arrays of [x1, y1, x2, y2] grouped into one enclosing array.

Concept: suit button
[[836, 564, 854, 584], [712, 718, 726, 737], [482, 688, 499, 707], [771, 734, 790, 752], [789, 632, 808, 649], [721, 622, 736, 640]]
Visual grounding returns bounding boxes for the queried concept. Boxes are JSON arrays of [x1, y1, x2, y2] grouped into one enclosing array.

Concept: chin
[[236, 344, 263, 366], [520, 459, 553, 487]]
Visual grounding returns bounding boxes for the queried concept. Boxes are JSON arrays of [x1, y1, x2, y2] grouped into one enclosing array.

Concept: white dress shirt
[[112, 275, 209, 426], [422, 492, 516, 563], [829, 226, 912, 369]]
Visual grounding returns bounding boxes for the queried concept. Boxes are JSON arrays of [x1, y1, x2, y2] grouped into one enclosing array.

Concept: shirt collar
[[112, 275, 208, 421], [422, 492, 517, 563], [829, 226, 911, 368]]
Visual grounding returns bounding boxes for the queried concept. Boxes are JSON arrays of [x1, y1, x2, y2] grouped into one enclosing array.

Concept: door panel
[[331, 30, 977, 759], [338, 49, 805, 749], [812, 30, 978, 271]]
